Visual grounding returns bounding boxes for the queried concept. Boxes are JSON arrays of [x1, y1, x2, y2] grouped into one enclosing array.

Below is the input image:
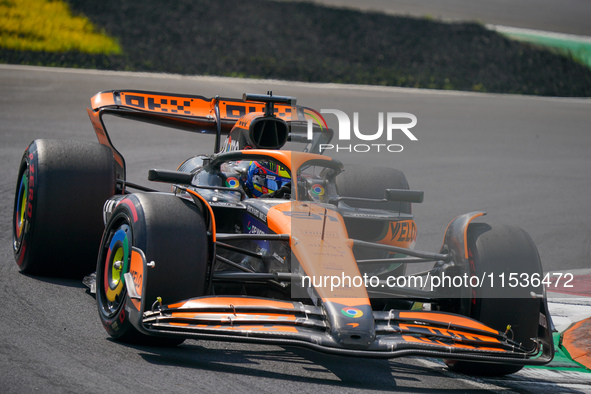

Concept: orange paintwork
[[170, 312, 297, 321], [398, 311, 499, 334], [398, 323, 501, 344], [89, 91, 326, 126], [128, 248, 144, 311], [168, 296, 295, 310], [401, 335, 507, 352], [462, 212, 485, 259], [91, 91, 116, 108], [220, 101, 265, 118], [229, 111, 264, 132], [442, 212, 485, 259], [184, 189, 217, 242], [120, 91, 213, 116], [376, 219, 417, 250], [267, 201, 371, 308], [86, 107, 125, 170], [168, 323, 299, 333]]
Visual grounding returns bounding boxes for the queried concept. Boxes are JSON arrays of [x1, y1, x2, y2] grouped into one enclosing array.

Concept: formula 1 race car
[[12, 90, 554, 376]]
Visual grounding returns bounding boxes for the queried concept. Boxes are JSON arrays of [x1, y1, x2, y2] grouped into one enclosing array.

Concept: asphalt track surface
[[1, 65, 591, 393], [307, 0, 591, 36]]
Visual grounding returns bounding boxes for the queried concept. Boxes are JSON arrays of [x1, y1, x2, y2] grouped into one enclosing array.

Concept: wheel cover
[[102, 224, 130, 314], [13, 172, 28, 251]]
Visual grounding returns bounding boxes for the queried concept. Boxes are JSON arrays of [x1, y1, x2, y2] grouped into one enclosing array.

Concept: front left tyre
[[12, 139, 116, 277], [96, 192, 210, 345], [444, 223, 546, 376]]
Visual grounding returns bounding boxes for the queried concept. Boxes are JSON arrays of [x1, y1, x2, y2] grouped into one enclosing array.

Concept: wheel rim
[[13, 171, 28, 252], [101, 223, 131, 316]]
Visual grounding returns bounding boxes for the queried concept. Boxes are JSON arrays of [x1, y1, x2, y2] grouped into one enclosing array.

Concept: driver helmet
[[245, 161, 290, 197]]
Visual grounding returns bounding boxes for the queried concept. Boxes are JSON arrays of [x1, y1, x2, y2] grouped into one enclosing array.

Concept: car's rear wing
[[87, 90, 329, 181]]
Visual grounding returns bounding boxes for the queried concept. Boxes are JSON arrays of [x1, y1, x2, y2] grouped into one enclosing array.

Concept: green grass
[[500, 30, 591, 69], [0, 0, 121, 54], [526, 332, 591, 373]]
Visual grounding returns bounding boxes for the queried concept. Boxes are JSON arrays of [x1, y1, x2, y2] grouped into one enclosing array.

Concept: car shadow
[[119, 339, 482, 392], [19, 271, 88, 289]]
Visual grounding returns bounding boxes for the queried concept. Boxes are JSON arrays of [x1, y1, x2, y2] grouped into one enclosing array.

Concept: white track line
[[488, 24, 591, 44], [2, 64, 590, 105]]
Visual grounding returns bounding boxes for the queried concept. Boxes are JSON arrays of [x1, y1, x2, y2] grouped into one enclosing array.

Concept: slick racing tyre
[[12, 139, 116, 277], [445, 223, 544, 376], [96, 193, 209, 345]]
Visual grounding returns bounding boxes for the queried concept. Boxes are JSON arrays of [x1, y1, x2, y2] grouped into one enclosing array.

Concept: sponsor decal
[[225, 177, 240, 188], [247, 221, 266, 235], [247, 205, 267, 222], [123, 94, 193, 114], [341, 307, 364, 318], [27, 153, 34, 220], [15, 173, 28, 238], [130, 269, 142, 295], [118, 198, 139, 222], [389, 221, 417, 243], [209, 201, 244, 208], [223, 103, 293, 119], [220, 136, 240, 153], [311, 184, 325, 196], [272, 252, 285, 263], [304, 110, 328, 130]]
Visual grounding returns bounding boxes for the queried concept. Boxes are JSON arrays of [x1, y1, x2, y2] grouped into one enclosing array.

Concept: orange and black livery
[[11, 91, 553, 377]]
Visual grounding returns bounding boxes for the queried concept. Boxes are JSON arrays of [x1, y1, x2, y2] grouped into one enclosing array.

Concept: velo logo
[[307, 109, 417, 153]]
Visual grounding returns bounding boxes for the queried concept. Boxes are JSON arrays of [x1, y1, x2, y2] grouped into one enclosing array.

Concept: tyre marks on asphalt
[[419, 358, 591, 392]]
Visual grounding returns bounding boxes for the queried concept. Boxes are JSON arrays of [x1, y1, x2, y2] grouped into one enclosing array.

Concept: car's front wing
[[123, 268, 553, 364]]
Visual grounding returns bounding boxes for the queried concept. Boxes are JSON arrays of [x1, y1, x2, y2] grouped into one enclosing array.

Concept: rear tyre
[[96, 193, 209, 345], [445, 223, 544, 376], [12, 139, 116, 277]]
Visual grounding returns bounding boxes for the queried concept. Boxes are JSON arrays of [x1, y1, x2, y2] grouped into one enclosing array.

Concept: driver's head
[[245, 161, 290, 197]]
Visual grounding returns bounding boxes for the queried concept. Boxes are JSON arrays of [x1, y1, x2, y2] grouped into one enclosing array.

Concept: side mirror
[[385, 189, 424, 203], [148, 169, 193, 184]]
